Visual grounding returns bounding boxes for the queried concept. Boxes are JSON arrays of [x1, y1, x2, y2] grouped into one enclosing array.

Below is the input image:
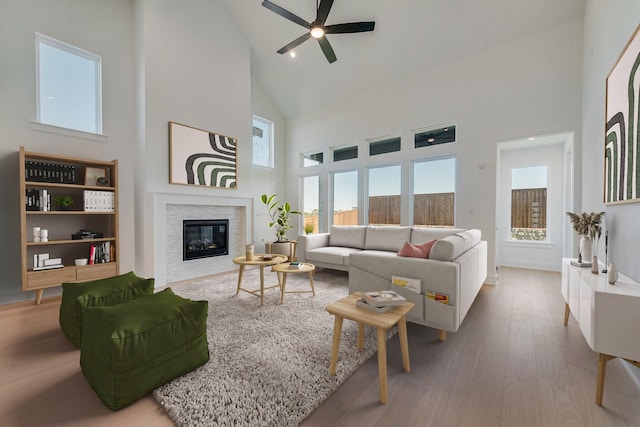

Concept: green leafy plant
[[54, 195, 74, 210], [304, 222, 315, 235], [260, 194, 301, 242]]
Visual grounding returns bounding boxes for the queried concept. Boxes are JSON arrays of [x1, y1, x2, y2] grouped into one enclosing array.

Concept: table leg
[[308, 271, 316, 296], [377, 328, 388, 404], [564, 303, 570, 326], [358, 322, 365, 351], [329, 316, 343, 376], [236, 265, 245, 295], [398, 316, 410, 372], [280, 272, 288, 304], [596, 353, 614, 406], [259, 266, 265, 306]]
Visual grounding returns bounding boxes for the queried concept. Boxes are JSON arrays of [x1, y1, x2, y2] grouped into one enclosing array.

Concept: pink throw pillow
[[397, 240, 436, 258]]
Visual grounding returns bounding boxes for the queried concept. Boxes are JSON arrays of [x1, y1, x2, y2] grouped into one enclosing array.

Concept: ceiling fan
[[261, 0, 375, 63]]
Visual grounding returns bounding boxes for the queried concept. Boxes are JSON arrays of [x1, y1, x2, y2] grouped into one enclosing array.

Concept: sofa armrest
[[296, 233, 330, 262]]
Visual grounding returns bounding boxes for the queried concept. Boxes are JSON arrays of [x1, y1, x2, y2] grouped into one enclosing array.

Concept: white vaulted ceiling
[[217, 0, 586, 118]]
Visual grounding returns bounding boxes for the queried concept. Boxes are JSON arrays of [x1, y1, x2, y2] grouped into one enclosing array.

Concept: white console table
[[561, 258, 640, 405]]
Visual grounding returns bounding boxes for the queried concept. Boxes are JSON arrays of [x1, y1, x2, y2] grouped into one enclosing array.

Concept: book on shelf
[[83, 190, 115, 212], [425, 291, 449, 304], [570, 259, 592, 267], [356, 299, 394, 313], [33, 264, 64, 271], [24, 189, 52, 212], [88, 242, 113, 265], [360, 290, 406, 307], [24, 160, 76, 184]]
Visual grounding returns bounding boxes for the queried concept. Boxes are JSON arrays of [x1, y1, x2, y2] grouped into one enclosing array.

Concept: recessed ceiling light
[[428, 138, 436, 143], [528, 137, 535, 141], [290, 51, 296, 58]]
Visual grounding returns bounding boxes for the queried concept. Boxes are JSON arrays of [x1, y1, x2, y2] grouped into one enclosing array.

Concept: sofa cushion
[[59, 271, 155, 348], [305, 246, 362, 266], [80, 288, 209, 411], [365, 226, 412, 252], [329, 226, 366, 249], [410, 227, 465, 245], [429, 229, 482, 262], [397, 240, 436, 258]]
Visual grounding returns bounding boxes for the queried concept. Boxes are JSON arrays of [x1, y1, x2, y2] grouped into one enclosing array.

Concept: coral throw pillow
[[397, 240, 436, 258]]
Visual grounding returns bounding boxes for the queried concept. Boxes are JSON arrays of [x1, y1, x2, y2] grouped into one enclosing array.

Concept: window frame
[[35, 32, 103, 135], [252, 115, 274, 168], [411, 156, 457, 228]]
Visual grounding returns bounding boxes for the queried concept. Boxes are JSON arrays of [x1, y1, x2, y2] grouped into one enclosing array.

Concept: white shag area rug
[[153, 268, 394, 427]]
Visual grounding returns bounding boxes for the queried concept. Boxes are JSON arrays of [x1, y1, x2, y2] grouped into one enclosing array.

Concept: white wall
[[285, 19, 585, 284], [251, 77, 288, 252], [134, 0, 283, 283], [0, 0, 136, 303], [583, 0, 640, 281]]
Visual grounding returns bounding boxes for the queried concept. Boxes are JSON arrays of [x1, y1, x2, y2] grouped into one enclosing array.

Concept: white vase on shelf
[[608, 263, 618, 285], [579, 236, 592, 262]]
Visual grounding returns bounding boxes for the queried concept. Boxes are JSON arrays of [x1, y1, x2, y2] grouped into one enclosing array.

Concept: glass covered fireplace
[[183, 219, 229, 261]]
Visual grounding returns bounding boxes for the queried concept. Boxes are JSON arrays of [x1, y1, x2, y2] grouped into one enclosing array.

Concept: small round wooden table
[[270, 262, 316, 304], [233, 254, 287, 305]]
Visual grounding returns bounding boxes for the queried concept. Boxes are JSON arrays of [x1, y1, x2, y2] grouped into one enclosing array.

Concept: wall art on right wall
[[605, 22, 640, 204]]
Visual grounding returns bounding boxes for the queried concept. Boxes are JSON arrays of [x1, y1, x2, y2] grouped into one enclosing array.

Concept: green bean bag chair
[[59, 271, 155, 348], [80, 288, 209, 411]]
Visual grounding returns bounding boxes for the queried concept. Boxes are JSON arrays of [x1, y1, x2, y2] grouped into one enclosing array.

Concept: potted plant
[[304, 222, 315, 235], [55, 195, 74, 211], [566, 211, 604, 263], [260, 194, 301, 242]]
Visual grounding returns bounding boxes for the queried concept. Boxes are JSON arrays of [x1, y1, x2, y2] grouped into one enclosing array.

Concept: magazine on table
[[360, 290, 406, 307], [356, 299, 395, 313]]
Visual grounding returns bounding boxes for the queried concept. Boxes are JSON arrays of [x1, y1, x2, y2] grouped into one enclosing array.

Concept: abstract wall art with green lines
[[605, 23, 640, 204], [169, 122, 237, 189]]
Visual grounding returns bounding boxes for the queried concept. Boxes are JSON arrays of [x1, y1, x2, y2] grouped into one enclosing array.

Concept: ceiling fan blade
[[325, 22, 375, 34], [277, 33, 312, 54], [316, 0, 334, 23], [317, 36, 337, 63], [262, 0, 310, 29]]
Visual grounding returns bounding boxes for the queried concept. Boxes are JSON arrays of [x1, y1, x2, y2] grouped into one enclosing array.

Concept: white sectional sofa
[[297, 226, 487, 340]]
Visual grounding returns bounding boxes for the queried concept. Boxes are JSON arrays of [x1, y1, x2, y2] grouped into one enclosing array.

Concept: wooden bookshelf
[[19, 147, 119, 304]]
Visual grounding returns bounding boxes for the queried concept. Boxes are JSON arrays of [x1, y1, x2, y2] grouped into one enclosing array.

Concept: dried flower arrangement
[[566, 211, 605, 237]]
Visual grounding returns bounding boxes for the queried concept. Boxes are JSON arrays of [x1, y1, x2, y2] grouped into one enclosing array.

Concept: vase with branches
[[566, 211, 605, 265]]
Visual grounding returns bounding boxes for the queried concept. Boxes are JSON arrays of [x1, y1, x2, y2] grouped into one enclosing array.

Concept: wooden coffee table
[[271, 262, 316, 304], [233, 254, 287, 305], [325, 292, 414, 404]]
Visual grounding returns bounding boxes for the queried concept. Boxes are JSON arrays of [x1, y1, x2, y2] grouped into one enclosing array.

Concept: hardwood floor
[[1, 267, 639, 426]]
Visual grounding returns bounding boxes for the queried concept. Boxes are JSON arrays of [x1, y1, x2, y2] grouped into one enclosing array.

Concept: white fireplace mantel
[[153, 192, 253, 286]]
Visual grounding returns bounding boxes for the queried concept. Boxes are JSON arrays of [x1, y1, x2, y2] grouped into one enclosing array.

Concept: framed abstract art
[[169, 122, 237, 189], [605, 22, 640, 204]]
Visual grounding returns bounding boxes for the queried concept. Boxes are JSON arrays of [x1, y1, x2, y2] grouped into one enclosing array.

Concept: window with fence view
[[510, 166, 547, 241], [413, 158, 455, 227]]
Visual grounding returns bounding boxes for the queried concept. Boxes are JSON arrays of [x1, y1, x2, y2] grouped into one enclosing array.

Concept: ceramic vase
[[245, 244, 254, 261], [608, 263, 618, 285], [591, 256, 599, 274], [579, 236, 592, 263]]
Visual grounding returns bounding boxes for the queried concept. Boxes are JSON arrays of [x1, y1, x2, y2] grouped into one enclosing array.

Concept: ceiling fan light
[[310, 26, 324, 38]]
